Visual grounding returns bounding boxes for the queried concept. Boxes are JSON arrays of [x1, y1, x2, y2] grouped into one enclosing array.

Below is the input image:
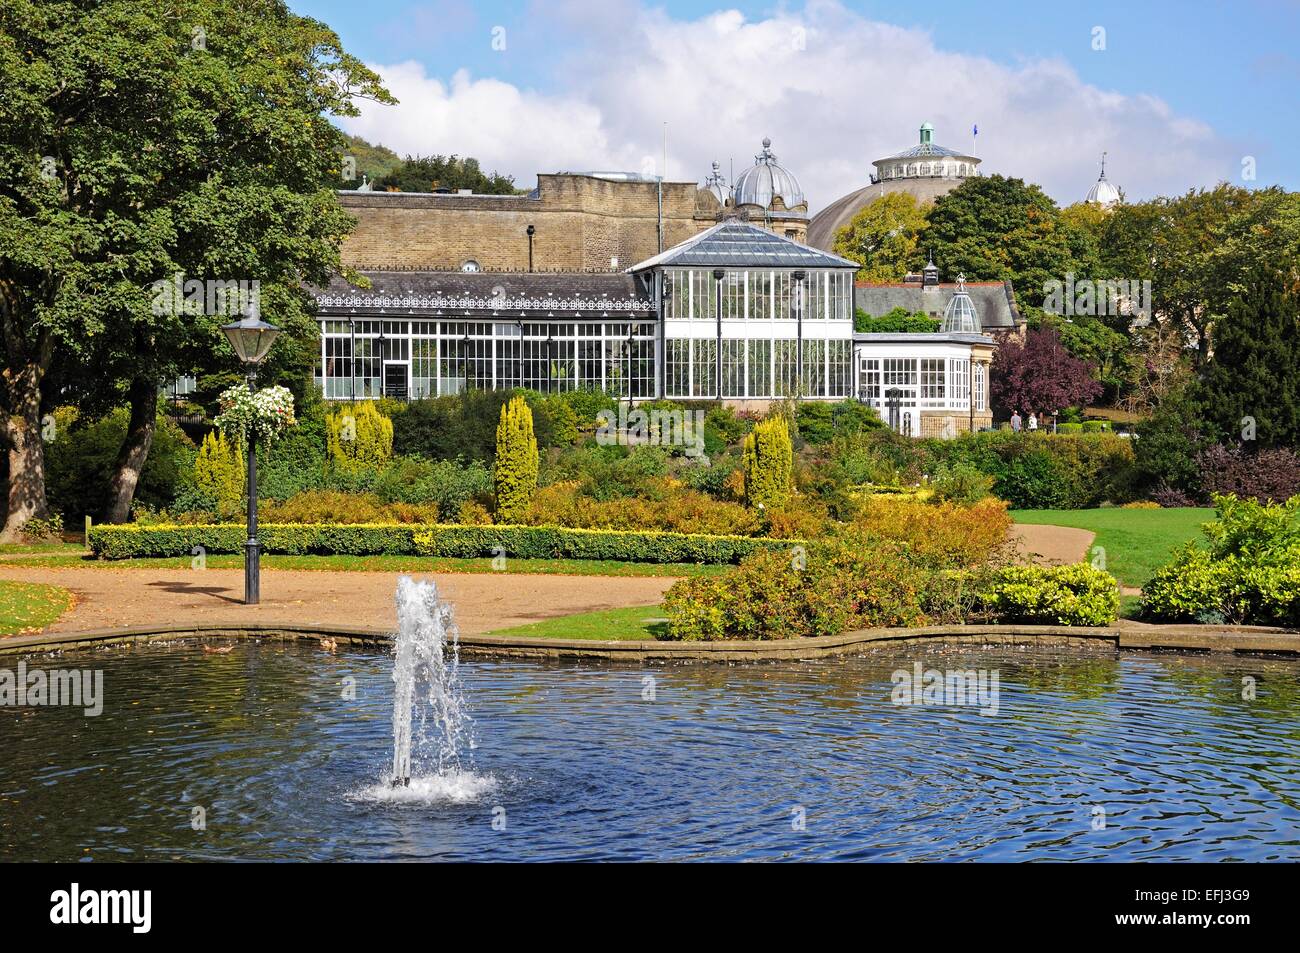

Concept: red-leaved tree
[[991, 327, 1103, 417]]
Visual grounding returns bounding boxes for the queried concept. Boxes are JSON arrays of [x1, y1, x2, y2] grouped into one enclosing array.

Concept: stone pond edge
[[2, 620, 1298, 661]]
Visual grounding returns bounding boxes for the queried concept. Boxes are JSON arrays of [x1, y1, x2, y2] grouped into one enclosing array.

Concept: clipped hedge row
[[87, 522, 796, 565]]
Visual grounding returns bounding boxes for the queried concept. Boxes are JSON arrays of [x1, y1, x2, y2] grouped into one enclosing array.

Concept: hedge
[[87, 522, 798, 565]]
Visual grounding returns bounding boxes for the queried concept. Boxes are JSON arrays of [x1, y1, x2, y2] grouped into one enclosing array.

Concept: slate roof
[[629, 220, 858, 271], [314, 271, 653, 315], [855, 281, 1022, 330]]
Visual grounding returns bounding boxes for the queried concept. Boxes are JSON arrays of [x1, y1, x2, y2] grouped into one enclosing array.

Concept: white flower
[[214, 384, 296, 443]]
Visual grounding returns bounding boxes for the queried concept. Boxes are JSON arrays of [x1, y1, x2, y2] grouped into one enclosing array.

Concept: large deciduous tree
[[0, 0, 393, 535], [832, 192, 928, 282], [921, 175, 1096, 303]]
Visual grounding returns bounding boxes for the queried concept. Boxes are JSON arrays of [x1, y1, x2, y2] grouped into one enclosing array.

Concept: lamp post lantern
[[221, 314, 283, 606]]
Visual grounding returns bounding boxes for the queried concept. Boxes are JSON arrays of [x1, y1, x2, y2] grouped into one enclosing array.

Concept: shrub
[[1057, 422, 1083, 434], [929, 461, 994, 505], [373, 457, 492, 520], [1150, 484, 1197, 508], [795, 400, 883, 445], [392, 389, 562, 462], [1195, 444, 1300, 504], [194, 431, 245, 518], [88, 521, 794, 564], [1141, 546, 1229, 624], [21, 514, 64, 542], [742, 417, 792, 509], [494, 395, 540, 522], [853, 497, 1012, 569], [259, 491, 440, 524], [326, 401, 394, 473], [977, 563, 1120, 626], [523, 480, 761, 536], [1141, 494, 1300, 626], [44, 408, 195, 521], [662, 541, 933, 641]]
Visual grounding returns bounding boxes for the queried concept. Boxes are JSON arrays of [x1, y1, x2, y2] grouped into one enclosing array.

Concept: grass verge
[[485, 603, 669, 641], [1012, 507, 1213, 589], [0, 580, 73, 635]]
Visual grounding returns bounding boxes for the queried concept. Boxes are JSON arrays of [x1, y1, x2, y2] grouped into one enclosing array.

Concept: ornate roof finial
[[1099, 151, 1108, 179]]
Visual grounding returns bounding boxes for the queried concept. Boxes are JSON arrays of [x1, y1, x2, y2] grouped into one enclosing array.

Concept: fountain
[[390, 576, 474, 788]]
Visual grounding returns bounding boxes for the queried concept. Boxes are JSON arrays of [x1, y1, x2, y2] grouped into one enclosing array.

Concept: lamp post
[[623, 325, 636, 416], [545, 332, 554, 394], [347, 316, 356, 402], [792, 270, 807, 400], [221, 314, 283, 606], [712, 269, 724, 401], [526, 224, 535, 273], [461, 330, 471, 392]]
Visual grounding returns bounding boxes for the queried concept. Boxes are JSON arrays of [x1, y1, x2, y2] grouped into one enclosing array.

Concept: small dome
[[940, 274, 980, 333], [1086, 153, 1121, 207], [733, 138, 805, 210], [703, 160, 729, 205]]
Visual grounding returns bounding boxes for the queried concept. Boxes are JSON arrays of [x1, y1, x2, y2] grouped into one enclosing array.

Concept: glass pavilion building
[[312, 220, 858, 405], [310, 220, 993, 433]]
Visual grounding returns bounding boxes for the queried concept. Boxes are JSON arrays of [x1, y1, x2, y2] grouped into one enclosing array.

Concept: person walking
[[1027, 412, 1038, 432], [1010, 410, 1023, 433]]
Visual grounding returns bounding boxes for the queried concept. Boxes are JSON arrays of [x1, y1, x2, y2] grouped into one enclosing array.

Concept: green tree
[[494, 396, 538, 522], [1101, 184, 1259, 362], [832, 192, 928, 282], [0, 0, 392, 536], [854, 307, 940, 333], [923, 175, 1092, 304], [1193, 268, 1300, 447], [336, 133, 403, 190], [742, 417, 793, 510], [374, 154, 519, 194]]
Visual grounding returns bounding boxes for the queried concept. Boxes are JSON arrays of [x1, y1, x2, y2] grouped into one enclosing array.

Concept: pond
[[2, 640, 1298, 861]]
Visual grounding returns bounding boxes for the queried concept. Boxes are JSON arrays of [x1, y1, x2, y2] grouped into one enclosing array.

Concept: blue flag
[[973, 124, 978, 136]]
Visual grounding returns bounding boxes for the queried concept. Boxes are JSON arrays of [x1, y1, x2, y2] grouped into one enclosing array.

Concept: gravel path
[[1009, 523, 1097, 566], [0, 565, 675, 636]]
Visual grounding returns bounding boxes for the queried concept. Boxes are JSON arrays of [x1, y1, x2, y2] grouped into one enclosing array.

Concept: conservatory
[[312, 272, 657, 401], [854, 276, 995, 437], [629, 220, 859, 404]]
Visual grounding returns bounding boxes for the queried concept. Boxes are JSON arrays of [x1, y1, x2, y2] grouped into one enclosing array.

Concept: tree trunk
[[0, 363, 51, 543], [103, 376, 158, 524]]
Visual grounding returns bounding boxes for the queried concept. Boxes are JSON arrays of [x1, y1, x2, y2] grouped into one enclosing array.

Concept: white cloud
[[340, 1, 1237, 208]]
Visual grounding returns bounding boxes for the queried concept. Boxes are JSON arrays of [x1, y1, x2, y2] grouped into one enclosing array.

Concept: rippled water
[[1, 641, 1298, 861]]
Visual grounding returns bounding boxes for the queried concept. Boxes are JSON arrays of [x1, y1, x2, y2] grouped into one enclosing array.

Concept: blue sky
[[291, 0, 1300, 205]]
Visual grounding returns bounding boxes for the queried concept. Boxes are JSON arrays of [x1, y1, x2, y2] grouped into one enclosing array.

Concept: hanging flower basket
[[214, 383, 297, 444]]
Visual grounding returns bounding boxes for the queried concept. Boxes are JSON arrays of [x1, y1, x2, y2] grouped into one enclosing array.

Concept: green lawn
[[0, 580, 73, 634], [5, 551, 725, 578], [1012, 507, 1214, 589], [486, 603, 669, 641]]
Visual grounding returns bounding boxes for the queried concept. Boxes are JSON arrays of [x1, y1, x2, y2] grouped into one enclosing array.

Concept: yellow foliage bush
[[326, 402, 394, 473]]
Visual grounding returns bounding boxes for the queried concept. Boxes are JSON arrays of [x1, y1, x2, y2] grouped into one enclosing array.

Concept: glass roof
[[940, 275, 981, 332], [629, 221, 858, 271]]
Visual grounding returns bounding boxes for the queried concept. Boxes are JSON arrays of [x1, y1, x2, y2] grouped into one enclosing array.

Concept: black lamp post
[[461, 330, 471, 392], [545, 332, 554, 394], [792, 270, 807, 399], [712, 269, 724, 401], [623, 326, 636, 416], [221, 314, 283, 606], [526, 224, 535, 273], [347, 316, 356, 402]]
